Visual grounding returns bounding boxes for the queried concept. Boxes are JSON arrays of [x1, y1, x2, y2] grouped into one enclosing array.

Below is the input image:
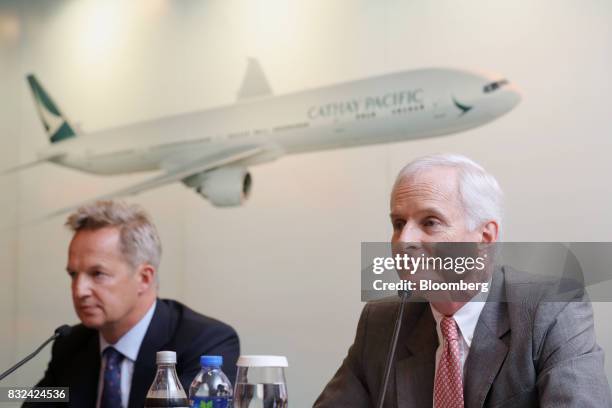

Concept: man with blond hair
[[27, 201, 239, 408]]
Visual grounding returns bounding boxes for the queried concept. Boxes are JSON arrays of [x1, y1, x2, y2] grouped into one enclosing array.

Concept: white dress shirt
[[96, 302, 156, 408]]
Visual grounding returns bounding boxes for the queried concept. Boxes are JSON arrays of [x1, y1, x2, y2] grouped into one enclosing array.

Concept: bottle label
[[190, 396, 230, 408]]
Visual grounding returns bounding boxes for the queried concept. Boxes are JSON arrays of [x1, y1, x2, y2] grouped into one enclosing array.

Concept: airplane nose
[[488, 84, 521, 116], [505, 83, 522, 108]]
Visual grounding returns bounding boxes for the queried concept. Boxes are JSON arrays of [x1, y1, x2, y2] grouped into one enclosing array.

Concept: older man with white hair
[[315, 154, 611, 408], [26, 201, 240, 408]]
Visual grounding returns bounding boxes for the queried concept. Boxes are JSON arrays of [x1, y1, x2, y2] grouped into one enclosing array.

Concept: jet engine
[[182, 166, 252, 207]]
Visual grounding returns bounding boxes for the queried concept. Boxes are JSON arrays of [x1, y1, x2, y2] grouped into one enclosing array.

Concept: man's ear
[[480, 220, 499, 243], [136, 264, 156, 294]]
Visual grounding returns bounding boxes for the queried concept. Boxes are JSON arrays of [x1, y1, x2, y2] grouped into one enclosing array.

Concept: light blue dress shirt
[[96, 302, 156, 408]]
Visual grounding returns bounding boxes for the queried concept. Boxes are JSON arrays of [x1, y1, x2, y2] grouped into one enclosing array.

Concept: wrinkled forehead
[[390, 167, 461, 210]]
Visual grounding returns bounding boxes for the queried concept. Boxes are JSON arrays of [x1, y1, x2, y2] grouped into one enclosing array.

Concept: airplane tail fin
[[26, 74, 77, 144]]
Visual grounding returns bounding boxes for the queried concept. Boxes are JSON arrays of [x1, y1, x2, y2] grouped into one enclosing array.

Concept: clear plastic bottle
[[145, 351, 190, 408], [189, 355, 233, 408]]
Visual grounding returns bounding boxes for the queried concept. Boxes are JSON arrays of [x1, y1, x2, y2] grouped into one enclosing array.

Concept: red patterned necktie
[[433, 316, 464, 408]]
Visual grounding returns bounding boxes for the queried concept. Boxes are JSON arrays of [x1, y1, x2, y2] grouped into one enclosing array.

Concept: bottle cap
[[236, 355, 289, 367], [156, 351, 177, 364], [200, 355, 223, 367]]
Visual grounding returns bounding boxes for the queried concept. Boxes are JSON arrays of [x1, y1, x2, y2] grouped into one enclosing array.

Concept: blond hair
[[66, 200, 162, 271]]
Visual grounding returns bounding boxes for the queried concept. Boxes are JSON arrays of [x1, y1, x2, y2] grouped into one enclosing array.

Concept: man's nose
[[398, 223, 424, 244], [73, 275, 91, 298]]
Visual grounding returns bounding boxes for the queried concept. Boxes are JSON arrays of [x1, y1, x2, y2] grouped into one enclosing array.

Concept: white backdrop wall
[[0, 0, 611, 405], [0, 0, 20, 390]]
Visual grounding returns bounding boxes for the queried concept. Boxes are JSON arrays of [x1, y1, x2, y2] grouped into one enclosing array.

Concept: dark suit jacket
[[24, 298, 240, 408], [315, 266, 612, 407]]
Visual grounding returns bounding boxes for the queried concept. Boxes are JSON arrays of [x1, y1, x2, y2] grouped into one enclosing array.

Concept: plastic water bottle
[[145, 351, 190, 408], [189, 355, 233, 408]]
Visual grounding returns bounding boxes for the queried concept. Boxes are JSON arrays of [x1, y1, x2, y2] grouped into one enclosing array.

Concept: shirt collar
[[99, 301, 156, 362], [430, 289, 489, 347]]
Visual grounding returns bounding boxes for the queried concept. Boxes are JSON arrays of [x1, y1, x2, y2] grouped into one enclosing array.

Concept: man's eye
[[392, 220, 405, 230], [92, 271, 105, 278], [67, 272, 76, 279], [423, 218, 439, 227]]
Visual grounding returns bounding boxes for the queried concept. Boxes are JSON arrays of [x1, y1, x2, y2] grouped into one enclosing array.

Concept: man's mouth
[[77, 305, 99, 312]]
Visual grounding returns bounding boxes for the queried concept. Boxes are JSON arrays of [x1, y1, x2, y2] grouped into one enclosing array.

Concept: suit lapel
[[69, 333, 100, 407], [395, 303, 438, 408], [128, 299, 172, 408], [463, 269, 510, 408]]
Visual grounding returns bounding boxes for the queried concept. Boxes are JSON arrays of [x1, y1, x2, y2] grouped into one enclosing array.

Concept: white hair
[[393, 154, 503, 232], [66, 201, 162, 273]]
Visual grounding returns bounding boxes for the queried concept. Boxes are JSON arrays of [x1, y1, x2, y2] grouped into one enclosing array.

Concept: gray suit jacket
[[315, 266, 612, 407]]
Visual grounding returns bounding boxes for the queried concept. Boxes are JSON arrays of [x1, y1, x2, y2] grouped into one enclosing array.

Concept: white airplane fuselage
[[40, 68, 520, 175]]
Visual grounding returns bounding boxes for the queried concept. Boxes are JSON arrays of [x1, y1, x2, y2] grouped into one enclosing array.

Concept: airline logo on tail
[[26, 75, 76, 143]]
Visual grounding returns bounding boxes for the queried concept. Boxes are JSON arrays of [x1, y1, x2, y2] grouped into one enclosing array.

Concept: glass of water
[[233, 355, 288, 408]]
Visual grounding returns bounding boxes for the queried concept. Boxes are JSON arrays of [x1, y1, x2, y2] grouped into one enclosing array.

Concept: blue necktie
[[101, 347, 124, 408]]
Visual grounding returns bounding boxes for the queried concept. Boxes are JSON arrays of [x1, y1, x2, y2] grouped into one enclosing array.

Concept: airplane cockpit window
[[483, 79, 509, 93]]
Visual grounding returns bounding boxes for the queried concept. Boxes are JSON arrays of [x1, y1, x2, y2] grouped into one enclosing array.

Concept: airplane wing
[[236, 58, 273, 100], [0, 153, 65, 175], [41, 145, 264, 220]]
